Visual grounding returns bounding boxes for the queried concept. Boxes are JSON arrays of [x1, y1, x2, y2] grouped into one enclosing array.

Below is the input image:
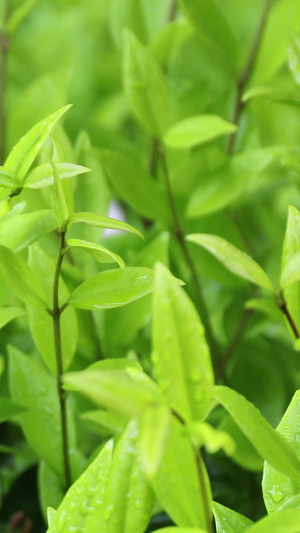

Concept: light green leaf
[[27, 244, 77, 374], [154, 529, 207, 533], [0, 210, 57, 251], [219, 416, 264, 473], [81, 410, 127, 436], [179, 0, 238, 65], [280, 206, 300, 332], [262, 391, 300, 513], [0, 397, 27, 423], [100, 150, 170, 223], [0, 168, 19, 188], [187, 422, 235, 456], [153, 263, 214, 422], [123, 29, 171, 136], [63, 365, 158, 419], [151, 416, 211, 528], [213, 386, 300, 479], [65, 238, 125, 268], [139, 404, 172, 479], [186, 234, 274, 292], [69, 267, 154, 310], [212, 502, 253, 533], [38, 462, 64, 522], [4, 105, 71, 181], [64, 211, 143, 239], [7, 0, 38, 33], [246, 510, 300, 533], [163, 115, 237, 149], [288, 32, 300, 85], [24, 162, 90, 189], [9, 346, 76, 476], [0, 307, 25, 329], [50, 160, 70, 227], [0, 245, 46, 306]]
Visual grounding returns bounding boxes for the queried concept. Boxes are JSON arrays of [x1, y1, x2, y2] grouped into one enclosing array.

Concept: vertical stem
[[160, 145, 219, 362], [0, 0, 10, 164], [168, 0, 177, 23], [279, 292, 300, 340], [53, 231, 71, 490]]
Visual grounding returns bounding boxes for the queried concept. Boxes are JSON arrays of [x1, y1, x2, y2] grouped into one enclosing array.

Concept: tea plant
[[2, 0, 300, 532]]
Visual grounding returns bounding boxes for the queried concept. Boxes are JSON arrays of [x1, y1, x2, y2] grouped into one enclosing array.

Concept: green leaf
[[280, 206, 300, 332], [100, 150, 170, 223], [213, 386, 300, 479], [0, 397, 27, 423], [0, 210, 57, 251], [63, 365, 158, 419], [123, 29, 171, 136], [50, 160, 71, 227], [69, 267, 154, 310], [0, 245, 46, 306], [163, 115, 237, 149], [179, 0, 238, 65], [64, 211, 143, 239], [150, 415, 211, 528], [246, 510, 300, 533], [47, 440, 113, 533], [4, 105, 71, 181], [186, 234, 274, 292], [0, 168, 19, 188], [27, 244, 77, 374], [65, 238, 125, 268], [9, 346, 76, 476], [154, 530, 207, 533], [38, 461, 64, 522], [23, 162, 90, 189], [288, 32, 300, 86], [81, 409, 127, 436], [187, 422, 235, 456], [0, 307, 25, 329], [139, 404, 172, 479], [262, 391, 300, 513], [219, 415, 264, 473], [7, 0, 38, 33], [212, 502, 253, 533], [153, 263, 214, 422]]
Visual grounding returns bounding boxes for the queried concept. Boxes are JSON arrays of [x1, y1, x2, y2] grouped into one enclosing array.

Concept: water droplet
[[269, 486, 284, 503]]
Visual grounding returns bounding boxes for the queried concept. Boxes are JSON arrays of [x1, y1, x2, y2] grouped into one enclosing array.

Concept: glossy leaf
[[0, 397, 27, 423], [153, 263, 214, 422], [281, 206, 300, 331], [186, 234, 274, 292], [64, 211, 143, 238], [4, 106, 71, 181], [187, 421, 235, 456], [123, 29, 171, 136], [0, 167, 19, 187], [212, 502, 253, 533], [139, 404, 172, 479], [100, 149, 170, 223], [214, 386, 300, 479], [9, 346, 76, 476], [262, 391, 300, 513], [0, 210, 57, 251], [27, 244, 77, 374], [69, 267, 154, 310], [280, 251, 300, 288], [24, 162, 90, 188], [0, 306, 25, 329], [63, 365, 158, 419], [219, 416, 263, 473], [50, 160, 70, 226], [65, 238, 125, 268], [179, 0, 238, 65], [163, 115, 237, 149], [246, 510, 300, 533], [0, 245, 46, 306], [154, 530, 206, 533], [150, 415, 211, 528]]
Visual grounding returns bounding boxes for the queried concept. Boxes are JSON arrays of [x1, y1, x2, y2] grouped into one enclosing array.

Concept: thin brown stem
[[279, 292, 300, 340], [168, 0, 177, 23], [160, 145, 219, 363], [226, 0, 272, 155], [53, 231, 71, 490], [0, 0, 10, 164]]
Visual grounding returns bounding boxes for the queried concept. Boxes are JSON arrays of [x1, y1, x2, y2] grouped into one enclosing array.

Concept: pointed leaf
[[0, 168, 19, 188], [24, 162, 90, 189], [280, 251, 300, 288], [0, 245, 46, 306], [214, 386, 300, 479], [0, 210, 57, 251], [212, 502, 253, 533], [186, 234, 274, 292], [153, 263, 214, 422], [262, 391, 300, 513], [65, 238, 125, 268], [163, 115, 237, 149], [4, 106, 71, 181], [139, 404, 172, 479], [0, 307, 25, 329], [69, 267, 154, 310], [246, 510, 300, 533], [281, 206, 300, 331], [64, 211, 143, 238], [123, 29, 171, 136]]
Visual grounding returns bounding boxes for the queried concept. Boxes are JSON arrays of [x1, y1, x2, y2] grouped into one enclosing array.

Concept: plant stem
[[279, 292, 300, 340], [0, 0, 10, 165], [149, 138, 160, 178], [168, 0, 177, 23], [53, 231, 71, 490], [160, 145, 219, 362], [226, 0, 272, 155]]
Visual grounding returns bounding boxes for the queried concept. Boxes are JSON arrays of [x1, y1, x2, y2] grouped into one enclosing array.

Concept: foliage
[[2, 1, 300, 532]]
